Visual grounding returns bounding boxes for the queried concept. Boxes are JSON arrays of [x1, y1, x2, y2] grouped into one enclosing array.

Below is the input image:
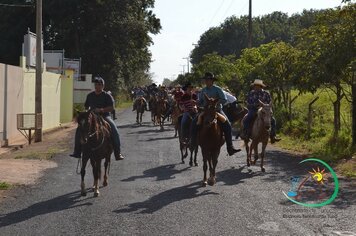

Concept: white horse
[[242, 100, 272, 172]]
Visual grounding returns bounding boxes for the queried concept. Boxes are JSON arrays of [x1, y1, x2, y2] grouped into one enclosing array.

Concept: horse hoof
[[195, 163, 198, 167], [261, 167, 266, 172], [94, 192, 100, 197], [202, 182, 207, 187], [181, 161, 185, 164], [247, 163, 250, 167], [189, 162, 193, 167], [103, 181, 108, 187], [81, 191, 87, 197]]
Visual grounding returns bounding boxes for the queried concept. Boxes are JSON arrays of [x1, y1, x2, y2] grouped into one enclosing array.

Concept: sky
[[148, 0, 342, 84]]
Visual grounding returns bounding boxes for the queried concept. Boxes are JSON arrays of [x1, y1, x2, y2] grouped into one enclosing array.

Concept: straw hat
[[251, 79, 266, 87]]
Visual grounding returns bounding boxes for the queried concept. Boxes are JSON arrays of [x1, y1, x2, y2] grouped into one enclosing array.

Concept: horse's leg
[[103, 156, 110, 187], [249, 140, 258, 165], [202, 151, 208, 187], [136, 111, 139, 123], [208, 155, 215, 186], [80, 157, 89, 196], [92, 159, 102, 197], [245, 140, 250, 167], [140, 112, 143, 125], [194, 146, 198, 166], [260, 140, 268, 172], [253, 141, 259, 165], [211, 151, 219, 186], [180, 142, 185, 164]]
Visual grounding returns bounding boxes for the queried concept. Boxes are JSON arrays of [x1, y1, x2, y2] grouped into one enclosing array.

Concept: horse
[[155, 96, 167, 130], [77, 111, 113, 197], [136, 97, 146, 125], [223, 101, 248, 139], [171, 101, 183, 137], [241, 100, 272, 172], [177, 114, 198, 166], [198, 94, 225, 187]]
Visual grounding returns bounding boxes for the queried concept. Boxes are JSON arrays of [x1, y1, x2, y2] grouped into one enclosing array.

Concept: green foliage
[[0, 0, 161, 94], [0, 182, 11, 190]]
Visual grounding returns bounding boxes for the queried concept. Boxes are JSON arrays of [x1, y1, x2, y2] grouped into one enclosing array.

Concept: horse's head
[[76, 111, 99, 144], [258, 100, 273, 130], [203, 93, 219, 127]]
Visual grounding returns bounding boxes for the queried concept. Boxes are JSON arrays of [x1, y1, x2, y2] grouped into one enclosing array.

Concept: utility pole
[[248, 0, 252, 48], [183, 57, 190, 73], [35, 0, 42, 142], [180, 65, 186, 75]]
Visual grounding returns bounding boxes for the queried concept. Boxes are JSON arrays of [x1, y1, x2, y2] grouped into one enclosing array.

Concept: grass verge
[[14, 147, 68, 160], [0, 182, 12, 190]]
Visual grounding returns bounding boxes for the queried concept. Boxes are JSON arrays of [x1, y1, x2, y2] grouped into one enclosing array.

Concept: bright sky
[[149, 0, 341, 84]]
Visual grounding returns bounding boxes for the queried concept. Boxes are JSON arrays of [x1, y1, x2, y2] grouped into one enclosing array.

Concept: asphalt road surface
[[0, 109, 355, 236]]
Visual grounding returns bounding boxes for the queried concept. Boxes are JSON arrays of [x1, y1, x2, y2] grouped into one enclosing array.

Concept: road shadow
[[114, 181, 219, 214], [122, 164, 190, 182], [263, 149, 356, 209], [142, 136, 177, 142], [0, 190, 93, 228], [217, 166, 262, 186]]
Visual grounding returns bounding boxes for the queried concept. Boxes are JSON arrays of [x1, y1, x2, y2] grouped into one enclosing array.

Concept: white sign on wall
[[23, 31, 43, 67], [64, 59, 81, 80], [44, 50, 65, 74]]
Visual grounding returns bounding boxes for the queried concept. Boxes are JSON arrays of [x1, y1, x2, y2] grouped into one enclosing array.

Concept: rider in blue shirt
[[191, 72, 241, 156], [70, 77, 124, 160], [241, 79, 281, 143]]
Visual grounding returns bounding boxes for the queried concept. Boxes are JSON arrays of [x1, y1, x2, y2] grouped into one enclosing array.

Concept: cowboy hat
[[202, 72, 216, 80], [175, 84, 182, 88], [251, 79, 266, 87]]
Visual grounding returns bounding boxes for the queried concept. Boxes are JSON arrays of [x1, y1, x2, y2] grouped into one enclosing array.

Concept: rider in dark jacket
[[70, 77, 124, 160]]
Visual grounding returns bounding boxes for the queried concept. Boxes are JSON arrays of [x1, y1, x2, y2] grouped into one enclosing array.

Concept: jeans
[[190, 110, 234, 148], [181, 112, 196, 140], [73, 115, 121, 154]]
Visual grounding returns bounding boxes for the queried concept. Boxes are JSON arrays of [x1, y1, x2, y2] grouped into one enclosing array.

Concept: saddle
[[197, 111, 226, 125]]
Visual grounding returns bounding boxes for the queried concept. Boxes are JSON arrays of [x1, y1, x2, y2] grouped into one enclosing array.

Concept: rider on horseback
[[240, 79, 281, 143], [163, 84, 184, 121], [180, 82, 198, 143], [132, 86, 148, 111], [191, 72, 241, 156], [70, 77, 124, 160]]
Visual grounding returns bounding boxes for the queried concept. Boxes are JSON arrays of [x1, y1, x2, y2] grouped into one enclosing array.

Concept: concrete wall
[[0, 63, 24, 144], [60, 70, 74, 123], [23, 68, 62, 130], [74, 74, 93, 104]]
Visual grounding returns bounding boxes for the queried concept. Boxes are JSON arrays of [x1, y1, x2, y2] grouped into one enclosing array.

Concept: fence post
[[306, 97, 319, 140]]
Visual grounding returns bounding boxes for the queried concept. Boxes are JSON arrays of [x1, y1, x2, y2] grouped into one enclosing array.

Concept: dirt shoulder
[[0, 123, 76, 200]]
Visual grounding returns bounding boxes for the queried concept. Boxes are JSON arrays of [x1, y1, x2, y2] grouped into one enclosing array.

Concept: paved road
[[0, 109, 355, 236]]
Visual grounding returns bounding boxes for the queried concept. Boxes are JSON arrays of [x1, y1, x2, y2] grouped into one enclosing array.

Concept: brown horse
[[136, 97, 146, 125], [198, 94, 225, 187], [177, 114, 198, 166], [241, 100, 272, 172], [77, 111, 113, 197], [171, 101, 183, 137], [154, 96, 168, 130]]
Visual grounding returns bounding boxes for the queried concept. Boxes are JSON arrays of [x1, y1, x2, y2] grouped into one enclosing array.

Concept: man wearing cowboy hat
[[191, 72, 241, 156], [241, 79, 281, 143]]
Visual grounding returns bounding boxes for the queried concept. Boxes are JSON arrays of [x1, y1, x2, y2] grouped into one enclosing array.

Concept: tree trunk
[[333, 83, 342, 138], [352, 72, 356, 146]]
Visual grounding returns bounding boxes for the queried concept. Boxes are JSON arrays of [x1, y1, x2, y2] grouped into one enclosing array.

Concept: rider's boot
[[70, 128, 82, 158], [114, 149, 124, 160], [270, 135, 281, 144], [221, 121, 241, 156]]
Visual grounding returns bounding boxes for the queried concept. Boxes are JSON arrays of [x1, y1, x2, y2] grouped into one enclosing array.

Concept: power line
[[0, 3, 33, 7], [207, 0, 226, 27]]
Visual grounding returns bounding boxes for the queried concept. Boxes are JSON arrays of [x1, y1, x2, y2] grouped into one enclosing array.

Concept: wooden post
[[306, 97, 319, 140]]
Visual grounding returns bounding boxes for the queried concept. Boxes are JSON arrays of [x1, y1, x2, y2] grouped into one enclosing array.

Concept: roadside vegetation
[[0, 182, 12, 190], [172, 3, 356, 177]]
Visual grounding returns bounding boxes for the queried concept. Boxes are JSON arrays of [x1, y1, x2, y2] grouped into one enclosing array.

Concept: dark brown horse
[[136, 97, 145, 125], [177, 114, 198, 166], [223, 101, 248, 139], [198, 94, 225, 187], [77, 111, 112, 197]]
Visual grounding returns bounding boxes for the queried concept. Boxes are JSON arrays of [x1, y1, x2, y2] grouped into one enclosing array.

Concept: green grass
[[0, 182, 12, 190], [275, 85, 356, 175], [337, 160, 356, 178], [116, 101, 132, 110]]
